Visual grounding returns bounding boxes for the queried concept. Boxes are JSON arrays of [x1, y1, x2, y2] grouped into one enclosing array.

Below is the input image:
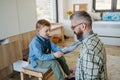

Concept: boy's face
[[37, 26, 50, 38]]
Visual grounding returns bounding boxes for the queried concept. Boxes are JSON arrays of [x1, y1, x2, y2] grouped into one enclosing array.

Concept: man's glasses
[[71, 23, 82, 30]]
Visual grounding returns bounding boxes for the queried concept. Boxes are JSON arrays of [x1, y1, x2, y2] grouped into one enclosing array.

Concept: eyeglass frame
[[71, 23, 83, 30]]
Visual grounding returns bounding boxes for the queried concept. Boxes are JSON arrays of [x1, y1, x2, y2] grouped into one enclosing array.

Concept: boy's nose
[[47, 31, 50, 34]]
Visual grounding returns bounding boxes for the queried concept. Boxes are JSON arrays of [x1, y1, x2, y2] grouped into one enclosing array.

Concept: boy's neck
[[38, 34, 49, 39]]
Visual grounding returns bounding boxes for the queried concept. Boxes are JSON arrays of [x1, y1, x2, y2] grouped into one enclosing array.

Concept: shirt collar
[[37, 34, 49, 41], [78, 31, 94, 41]]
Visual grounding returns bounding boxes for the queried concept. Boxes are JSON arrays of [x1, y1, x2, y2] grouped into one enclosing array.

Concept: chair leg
[[38, 78, 42, 80], [20, 72, 26, 80]]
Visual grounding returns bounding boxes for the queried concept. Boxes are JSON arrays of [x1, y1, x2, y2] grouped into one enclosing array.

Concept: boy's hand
[[54, 51, 64, 58], [62, 47, 67, 50]]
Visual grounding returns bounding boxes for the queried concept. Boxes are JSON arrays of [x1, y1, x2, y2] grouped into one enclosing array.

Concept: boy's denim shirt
[[29, 34, 62, 68]]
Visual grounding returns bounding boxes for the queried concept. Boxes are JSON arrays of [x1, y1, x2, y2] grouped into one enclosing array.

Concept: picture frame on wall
[[73, 4, 88, 13]]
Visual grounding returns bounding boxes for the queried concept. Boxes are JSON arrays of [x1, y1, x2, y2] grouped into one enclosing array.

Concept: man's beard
[[74, 30, 83, 40]]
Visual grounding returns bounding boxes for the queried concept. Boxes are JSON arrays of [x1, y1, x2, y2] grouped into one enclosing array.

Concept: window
[[117, 0, 120, 10], [36, 0, 58, 22], [93, 0, 120, 12]]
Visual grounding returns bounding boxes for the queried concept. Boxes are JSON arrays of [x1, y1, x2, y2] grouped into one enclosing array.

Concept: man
[[69, 10, 108, 80]]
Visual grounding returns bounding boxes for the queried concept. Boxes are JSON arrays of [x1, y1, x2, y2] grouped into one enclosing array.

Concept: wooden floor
[[2, 37, 120, 80]]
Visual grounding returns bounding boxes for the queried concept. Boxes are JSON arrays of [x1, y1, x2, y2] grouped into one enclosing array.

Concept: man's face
[[71, 20, 83, 40]]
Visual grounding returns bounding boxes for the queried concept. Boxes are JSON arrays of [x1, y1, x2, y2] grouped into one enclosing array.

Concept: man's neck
[[83, 28, 92, 36], [80, 29, 93, 41]]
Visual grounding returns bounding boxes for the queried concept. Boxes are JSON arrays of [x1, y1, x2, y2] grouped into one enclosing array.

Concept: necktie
[[62, 31, 93, 54]]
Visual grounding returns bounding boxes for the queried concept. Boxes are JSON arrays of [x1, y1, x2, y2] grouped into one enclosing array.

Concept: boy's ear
[[36, 28, 40, 32]]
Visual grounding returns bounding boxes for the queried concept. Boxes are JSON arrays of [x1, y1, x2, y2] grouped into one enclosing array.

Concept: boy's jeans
[[36, 56, 70, 80]]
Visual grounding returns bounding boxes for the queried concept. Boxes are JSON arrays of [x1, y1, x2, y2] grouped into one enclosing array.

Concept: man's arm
[[82, 50, 101, 79], [62, 41, 82, 54]]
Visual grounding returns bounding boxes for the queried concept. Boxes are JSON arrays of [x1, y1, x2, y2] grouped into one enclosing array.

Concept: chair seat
[[23, 64, 50, 73], [13, 60, 29, 72], [21, 63, 53, 80], [13, 60, 53, 80]]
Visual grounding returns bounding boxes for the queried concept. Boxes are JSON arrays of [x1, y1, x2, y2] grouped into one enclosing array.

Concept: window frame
[[93, 0, 120, 12], [56, 0, 59, 22]]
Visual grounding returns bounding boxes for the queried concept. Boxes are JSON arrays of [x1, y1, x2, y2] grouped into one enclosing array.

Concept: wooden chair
[[13, 60, 53, 80], [13, 48, 53, 80], [20, 64, 53, 80]]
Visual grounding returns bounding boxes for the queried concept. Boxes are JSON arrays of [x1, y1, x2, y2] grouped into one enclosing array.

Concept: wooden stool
[[13, 60, 53, 80], [20, 64, 53, 80]]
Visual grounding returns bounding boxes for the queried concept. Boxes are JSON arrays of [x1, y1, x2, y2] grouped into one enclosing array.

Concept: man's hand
[[54, 51, 64, 58]]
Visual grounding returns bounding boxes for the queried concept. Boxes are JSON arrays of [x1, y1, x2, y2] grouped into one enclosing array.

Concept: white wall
[[0, 0, 37, 40], [58, 0, 92, 37], [17, 0, 37, 33], [58, 0, 92, 21], [0, 0, 20, 40], [0, 0, 92, 39]]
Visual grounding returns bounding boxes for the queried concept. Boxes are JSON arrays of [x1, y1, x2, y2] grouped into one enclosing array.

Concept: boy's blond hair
[[36, 19, 51, 29]]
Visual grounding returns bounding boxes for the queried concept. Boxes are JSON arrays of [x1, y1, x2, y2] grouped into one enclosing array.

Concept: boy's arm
[[50, 41, 62, 52], [32, 40, 55, 60]]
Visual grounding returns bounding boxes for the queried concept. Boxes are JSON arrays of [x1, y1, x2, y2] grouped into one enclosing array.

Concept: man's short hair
[[70, 10, 92, 27]]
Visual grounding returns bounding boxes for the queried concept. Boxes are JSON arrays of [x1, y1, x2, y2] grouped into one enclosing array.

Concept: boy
[[29, 19, 73, 80]]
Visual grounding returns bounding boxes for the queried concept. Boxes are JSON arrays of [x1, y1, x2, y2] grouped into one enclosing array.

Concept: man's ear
[[81, 23, 86, 31]]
